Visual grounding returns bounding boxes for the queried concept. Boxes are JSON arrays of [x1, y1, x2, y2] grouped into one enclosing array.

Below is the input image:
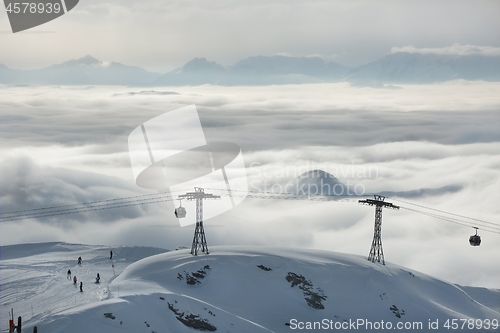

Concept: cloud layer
[[1, 83, 499, 288], [391, 44, 500, 56]]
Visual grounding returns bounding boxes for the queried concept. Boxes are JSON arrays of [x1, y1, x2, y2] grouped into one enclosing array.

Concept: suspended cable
[[0, 197, 179, 222], [1, 187, 498, 239], [388, 196, 500, 228], [1, 188, 188, 217], [399, 206, 500, 235], [0, 193, 176, 221]]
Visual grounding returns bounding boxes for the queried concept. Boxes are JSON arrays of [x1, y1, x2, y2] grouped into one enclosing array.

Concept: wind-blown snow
[[1, 243, 498, 332]]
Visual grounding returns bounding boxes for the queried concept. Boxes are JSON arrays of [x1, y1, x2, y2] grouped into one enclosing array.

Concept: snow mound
[[30, 246, 499, 332]]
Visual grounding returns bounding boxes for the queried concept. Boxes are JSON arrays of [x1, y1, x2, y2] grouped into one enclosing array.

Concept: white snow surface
[[1, 243, 499, 332]]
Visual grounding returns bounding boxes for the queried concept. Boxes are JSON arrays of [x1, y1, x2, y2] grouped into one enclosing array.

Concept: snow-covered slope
[[0, 242, 168, 332], [4, 244, 498, 332]]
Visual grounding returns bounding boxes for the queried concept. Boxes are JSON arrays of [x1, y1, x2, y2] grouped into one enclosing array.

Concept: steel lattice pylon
[[359, 195, 399, 265], [178, 187, 220, 256]]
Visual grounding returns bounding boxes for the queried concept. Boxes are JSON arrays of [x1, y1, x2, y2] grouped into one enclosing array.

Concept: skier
[[73, 275, 77, 284], [80, 281, 83, 292], [67, 269, 71, 279], [95, 273, 100, 284], [109, 250, 113, 259], [77, 256, 82, 265]]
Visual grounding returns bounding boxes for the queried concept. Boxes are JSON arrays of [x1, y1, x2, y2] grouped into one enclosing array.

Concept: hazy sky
[[1, 0, 500, 71]]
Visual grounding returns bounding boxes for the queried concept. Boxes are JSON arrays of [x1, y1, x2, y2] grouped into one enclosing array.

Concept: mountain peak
[[289, 169, 346, 196], [55, 55, 102, 68], [153, 57, 227, 84], [186, 57, 209, 64], [77, 55, 101, 64], [180, 57, 226, 73], [299, 169, 339, 180]]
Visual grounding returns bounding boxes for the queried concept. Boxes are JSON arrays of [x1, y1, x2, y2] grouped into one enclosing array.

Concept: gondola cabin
[[469, 235, 481, 246], [174, 206, 186, 218], [469, 227, 481, 246], [174, 199, 187, 218]]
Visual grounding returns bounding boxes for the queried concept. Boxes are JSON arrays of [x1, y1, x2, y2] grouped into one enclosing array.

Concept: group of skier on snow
[[67, 250, 113, 292]]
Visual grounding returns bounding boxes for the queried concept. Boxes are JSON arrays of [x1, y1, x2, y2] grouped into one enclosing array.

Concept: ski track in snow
[[0, 242, 168, 332]]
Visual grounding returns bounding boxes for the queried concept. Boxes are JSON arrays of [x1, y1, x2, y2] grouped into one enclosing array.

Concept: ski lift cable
[[0, 194, 177, 220], [400, 206, 500, 235], [0, 188, 365, 220], [0, 197, 180, 222], [0, 191, 370, 222], [1, 188, 497, 236], [211, 190, 500, 231], [205, 187, 370, 200], [1, 188, 189, 216], [224, 193, 360, 202], [397, 206, 500, 232], [226, 192, 500, 232], [212, 188, 500, 232], [387, 197, 499, 227]]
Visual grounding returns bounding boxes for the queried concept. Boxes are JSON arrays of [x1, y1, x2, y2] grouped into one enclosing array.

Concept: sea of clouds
[[1, 81, 499, 288]]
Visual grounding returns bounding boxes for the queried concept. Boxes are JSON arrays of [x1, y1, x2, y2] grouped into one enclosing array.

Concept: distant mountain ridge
[[1, 52, 499, 86], [154, 57, 227, 85], [153, 55, 350, 86], [346, 52, 500, 84], [0, 55, 161, 85]]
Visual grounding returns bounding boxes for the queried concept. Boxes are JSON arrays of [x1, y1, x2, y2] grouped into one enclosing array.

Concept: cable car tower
[[178, 187, 220, 256], [359, 195, 399, 265]]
